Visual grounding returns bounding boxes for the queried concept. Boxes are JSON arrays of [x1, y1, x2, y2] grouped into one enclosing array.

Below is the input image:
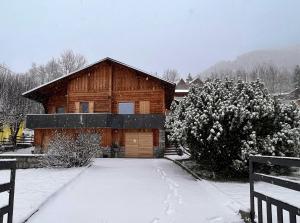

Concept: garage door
[[125, 132, 153, 158], [125, 132, 139, 157]]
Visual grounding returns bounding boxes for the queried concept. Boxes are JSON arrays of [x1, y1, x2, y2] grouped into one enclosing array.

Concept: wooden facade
[[23, 58, 175, 158], [44, 62, 167, 114]]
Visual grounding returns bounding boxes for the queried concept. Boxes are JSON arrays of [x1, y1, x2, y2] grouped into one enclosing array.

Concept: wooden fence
[[0, 159, 16, 223], [249, 155, 300, 223], [0, 136, 34, 149]]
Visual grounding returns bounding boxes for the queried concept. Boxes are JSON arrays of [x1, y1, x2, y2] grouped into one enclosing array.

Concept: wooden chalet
[[23, 57, 175, 158], [174, 77, 203, 101]]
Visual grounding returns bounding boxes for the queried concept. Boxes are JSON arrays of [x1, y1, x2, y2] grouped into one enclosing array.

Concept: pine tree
[[166, 79, 300, 177], [293, 65, 300, 88], [186, 73, 193, 83]]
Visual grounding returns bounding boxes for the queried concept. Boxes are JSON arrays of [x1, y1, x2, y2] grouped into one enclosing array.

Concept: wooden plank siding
[[35, 128, 159, 155], [111, 129, 159, 148], [139, 101, 150, 114], [124, 132, 153, 157], [35, 128, 112, 152], [43, 62, 165, 114]]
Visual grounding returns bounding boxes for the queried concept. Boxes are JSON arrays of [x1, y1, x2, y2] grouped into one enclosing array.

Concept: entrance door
[[125, 132, 153, 157]]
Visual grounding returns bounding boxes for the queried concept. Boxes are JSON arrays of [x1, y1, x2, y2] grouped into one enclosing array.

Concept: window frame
[[118, 101, 135, 114], [56, 106, 65, 114], [80, 101, 89, 113]]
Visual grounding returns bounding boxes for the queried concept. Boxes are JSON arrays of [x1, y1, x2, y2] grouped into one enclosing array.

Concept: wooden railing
[[16, 136, 34, 145], [249, 155, 300, 223], [26, 113, 165, 129], [0, 159, 16, 223], [0, 136, 34, 149]]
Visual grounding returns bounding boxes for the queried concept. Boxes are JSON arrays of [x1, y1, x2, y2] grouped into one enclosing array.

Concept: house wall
[[111, 63, 165, 114], [34, 128, 111, 152], [46, 61, 166, 114], [34, 128, 159, 156], [111, 128, 159, 147], [67, 62, 111, 113]]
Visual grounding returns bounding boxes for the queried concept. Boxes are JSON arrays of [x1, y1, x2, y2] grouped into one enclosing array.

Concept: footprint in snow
[[164, 194, 171, 203], [207, 216, 223, 223], [150, 217, 160, 223], [165, 203, 175, 215], [178, 196, 183, 204]]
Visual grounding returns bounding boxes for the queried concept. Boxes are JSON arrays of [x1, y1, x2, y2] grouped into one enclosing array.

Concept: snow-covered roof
[[175, 78, 189, 90], [174, 97, 185, 101], [175, 89, 189, 93], [274, 88, 300, 100], [190, 77, 203, 85], [23, 57, 175, 97]]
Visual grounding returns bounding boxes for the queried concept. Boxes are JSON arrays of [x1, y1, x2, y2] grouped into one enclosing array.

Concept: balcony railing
[[26, 113, 165, 129]]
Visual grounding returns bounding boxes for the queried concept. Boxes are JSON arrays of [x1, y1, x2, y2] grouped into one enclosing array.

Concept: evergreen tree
[[293, 65, 300, 88], [166, 79, 300, 177], [186, 73, 193, 83]]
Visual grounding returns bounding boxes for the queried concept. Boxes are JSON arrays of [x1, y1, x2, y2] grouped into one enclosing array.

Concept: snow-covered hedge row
[[42, 131, 101, 168], [166, 79, 300, 177]]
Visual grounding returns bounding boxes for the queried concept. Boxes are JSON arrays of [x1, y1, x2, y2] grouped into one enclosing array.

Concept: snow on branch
[[42, 131, 101, 168]]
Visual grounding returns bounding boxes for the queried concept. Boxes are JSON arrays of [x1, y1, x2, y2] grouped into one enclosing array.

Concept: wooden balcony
[[25, 113, 165, 129]]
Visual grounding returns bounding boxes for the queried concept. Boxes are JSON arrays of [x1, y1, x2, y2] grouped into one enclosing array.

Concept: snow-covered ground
[[2, 158, 297, 223], [27, 159, 243, 223], [164, 154, 190, 160], [0, 167, 85, 223], [168, 155, 300, 222], [212, 180, 300, 222], [1, 147, 34, 154]]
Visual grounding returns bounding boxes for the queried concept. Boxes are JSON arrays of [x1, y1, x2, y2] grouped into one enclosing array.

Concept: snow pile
[[166, 79, 300, 176]]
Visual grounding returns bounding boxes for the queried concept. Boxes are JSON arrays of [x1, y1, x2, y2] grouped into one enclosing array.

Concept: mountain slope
[[202, 45, 300, 75]]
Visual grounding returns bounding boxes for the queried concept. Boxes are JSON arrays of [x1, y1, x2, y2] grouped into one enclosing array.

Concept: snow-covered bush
[[166, 79, 300, 177], [42, 131, 101, 168]]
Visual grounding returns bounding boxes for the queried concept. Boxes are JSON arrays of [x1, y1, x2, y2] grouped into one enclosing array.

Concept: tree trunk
[[10, 122, 21, 150]]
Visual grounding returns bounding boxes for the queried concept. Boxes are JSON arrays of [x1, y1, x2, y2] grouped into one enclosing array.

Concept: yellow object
[[0, 122, 24, 142]]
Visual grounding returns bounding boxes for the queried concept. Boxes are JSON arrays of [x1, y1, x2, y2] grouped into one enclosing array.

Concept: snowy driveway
[[27, 159, 242, 223]]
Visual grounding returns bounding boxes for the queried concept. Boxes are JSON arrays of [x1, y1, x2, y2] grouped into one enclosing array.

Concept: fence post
[[0, 160, 16, 223], [249, 156, 255, 222], [7, 163, 16, 223]]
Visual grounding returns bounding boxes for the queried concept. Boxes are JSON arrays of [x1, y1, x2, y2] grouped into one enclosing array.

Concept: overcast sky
[[1, 0, 300, 76]]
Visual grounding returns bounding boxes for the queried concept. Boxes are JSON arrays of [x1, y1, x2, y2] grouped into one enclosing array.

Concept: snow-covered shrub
[[42, 131, 101, 168], [166, 79, 300, 177]]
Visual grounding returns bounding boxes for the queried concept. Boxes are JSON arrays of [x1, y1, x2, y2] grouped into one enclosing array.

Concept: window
[[118, 102, 134, 114], [56, 107, 65, 113], [80, 102, 89, 113]]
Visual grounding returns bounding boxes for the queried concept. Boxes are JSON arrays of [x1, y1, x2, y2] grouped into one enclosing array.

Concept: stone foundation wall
[[157, 129, 165, 157], [0, 154, 44, 169], [154, 147, 164, 158], [95, 147, 125, 158]]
